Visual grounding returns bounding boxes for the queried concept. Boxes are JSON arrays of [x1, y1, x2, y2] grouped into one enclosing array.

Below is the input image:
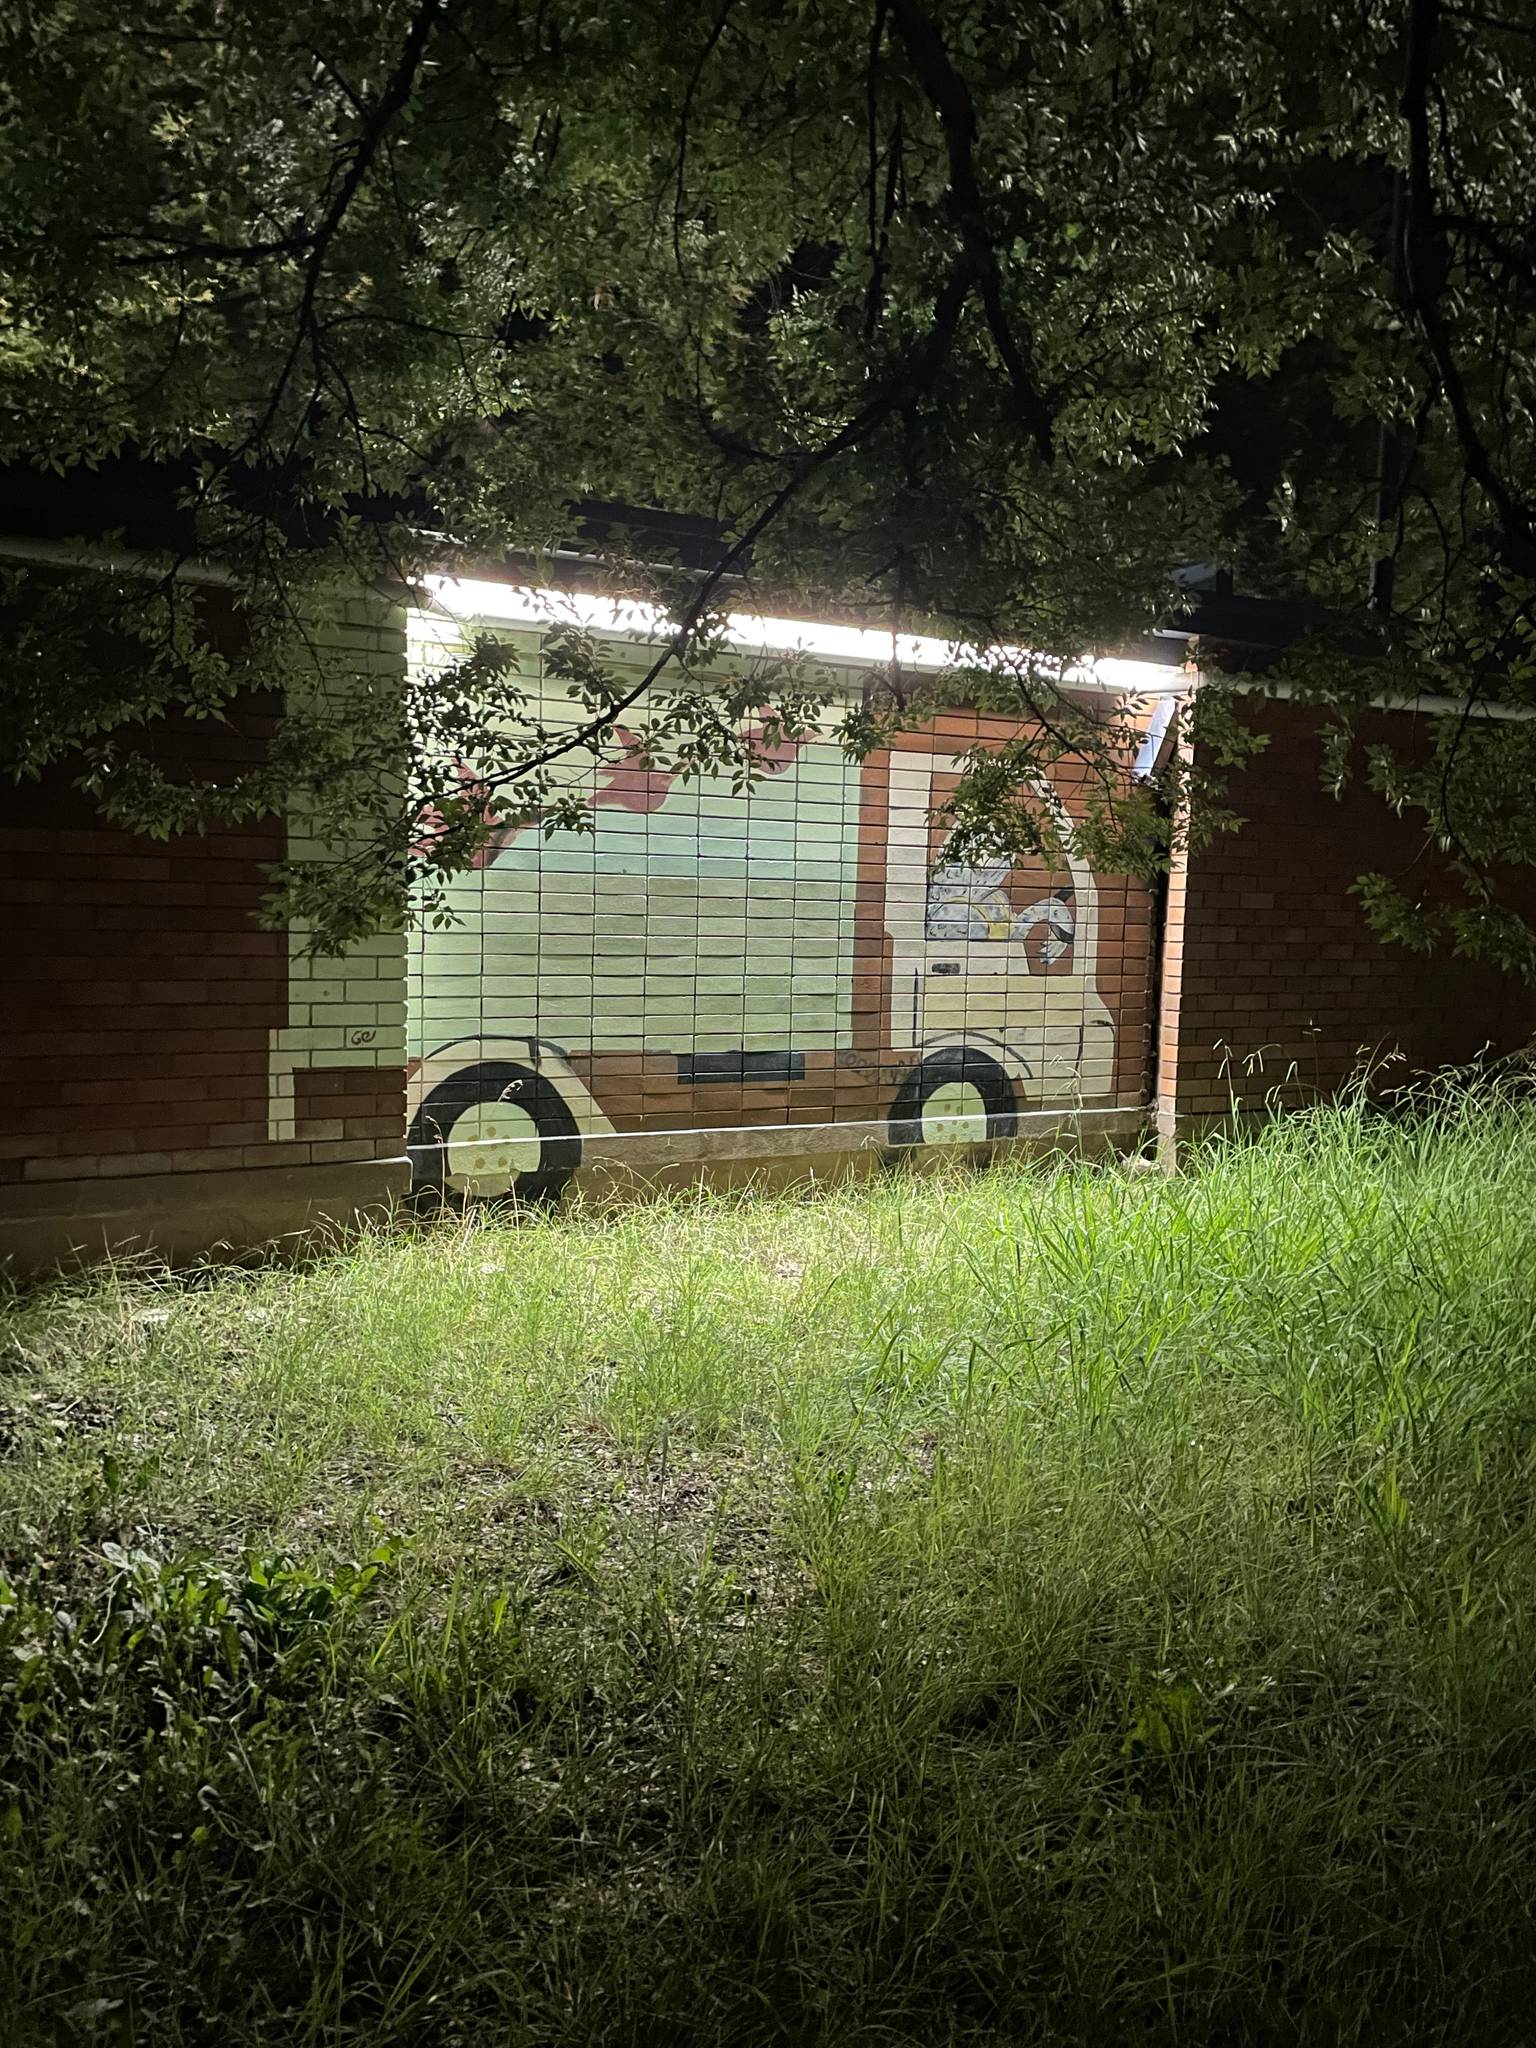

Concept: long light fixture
[[419, 573, 1180, 697]]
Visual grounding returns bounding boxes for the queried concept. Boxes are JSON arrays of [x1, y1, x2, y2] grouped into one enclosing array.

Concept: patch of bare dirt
[[0, 1383, 116, 1457]]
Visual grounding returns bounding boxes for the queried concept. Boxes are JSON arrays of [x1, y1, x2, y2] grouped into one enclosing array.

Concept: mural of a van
[[405, 596, 1155, 1200]]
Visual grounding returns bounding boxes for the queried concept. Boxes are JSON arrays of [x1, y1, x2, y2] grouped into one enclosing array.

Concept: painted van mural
[[405, 608, 1155, 1199]]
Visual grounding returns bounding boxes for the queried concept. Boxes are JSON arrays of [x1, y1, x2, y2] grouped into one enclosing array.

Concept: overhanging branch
[[1401, 0, 1536, 561], [885, 0, 1054, 463]]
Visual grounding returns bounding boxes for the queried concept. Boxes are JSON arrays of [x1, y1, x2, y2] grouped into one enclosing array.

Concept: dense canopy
[[2, 0, 1535, 955]]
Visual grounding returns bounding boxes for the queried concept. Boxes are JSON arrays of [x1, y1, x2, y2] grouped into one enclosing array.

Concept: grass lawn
[[5, 1093, 1536, 2044]]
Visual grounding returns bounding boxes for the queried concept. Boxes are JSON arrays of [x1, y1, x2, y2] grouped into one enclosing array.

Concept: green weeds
[[4, 1088, 1536, 2041]]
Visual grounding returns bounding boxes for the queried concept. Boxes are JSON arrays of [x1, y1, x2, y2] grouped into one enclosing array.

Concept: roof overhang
[[419, 573, 1184, 698]]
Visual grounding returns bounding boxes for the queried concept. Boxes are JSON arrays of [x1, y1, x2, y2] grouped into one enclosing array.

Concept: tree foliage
[[2, 0, 1534, 953]]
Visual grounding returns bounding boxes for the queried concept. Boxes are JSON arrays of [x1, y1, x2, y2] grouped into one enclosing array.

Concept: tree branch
[[885, 0, 1054, 463], [670, 0, 737, 280], [471, 269, 974, 799], [243, 0, 456, 455], [1401, 0, 1536, 561]]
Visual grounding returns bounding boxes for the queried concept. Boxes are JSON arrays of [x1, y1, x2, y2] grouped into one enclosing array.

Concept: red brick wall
[[2, 700, 292, 1185], [1160, 698, 1536, 1125], [37, 678, 1536, 1204], [1, 696, 407, 1189], [292, 1067, 407, 1149]]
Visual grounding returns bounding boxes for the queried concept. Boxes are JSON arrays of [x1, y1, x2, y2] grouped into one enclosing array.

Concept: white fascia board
[[0, 532, 239, 586], [1254, 680, 1535, 721], [417, 574, 1174, 696], [417, 574, 1536, 723]]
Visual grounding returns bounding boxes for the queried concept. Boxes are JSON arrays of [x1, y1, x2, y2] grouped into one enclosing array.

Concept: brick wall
[[1, 599, 410, 1241], [263, 599, 410, 1160], [2, 696, 291, 1185], [28, 609, 1536, 1249], [404, 650, 1159, 1202], [1158, 696, 1536, 1134]]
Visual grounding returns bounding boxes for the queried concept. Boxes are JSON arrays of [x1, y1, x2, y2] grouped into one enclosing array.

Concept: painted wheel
[[408, 1060, 582, 1203], [887, 1047, 1020, 1148]]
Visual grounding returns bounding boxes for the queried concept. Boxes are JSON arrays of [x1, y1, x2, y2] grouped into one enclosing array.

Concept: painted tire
[[407, 1059, 582, 1202], [887, 1047, 1020, 1148]]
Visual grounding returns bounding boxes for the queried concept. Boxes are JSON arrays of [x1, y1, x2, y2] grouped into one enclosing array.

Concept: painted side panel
[[409, 737, 860, 1062], [405, 617, 1155, 1194]]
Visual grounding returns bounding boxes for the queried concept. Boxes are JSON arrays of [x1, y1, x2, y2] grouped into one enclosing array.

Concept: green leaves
[[2, 0, 1536, 955]]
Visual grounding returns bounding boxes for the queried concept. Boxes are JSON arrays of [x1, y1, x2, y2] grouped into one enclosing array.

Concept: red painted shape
[[590, 727, 669, 816], [415, 717, 814, 868]]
